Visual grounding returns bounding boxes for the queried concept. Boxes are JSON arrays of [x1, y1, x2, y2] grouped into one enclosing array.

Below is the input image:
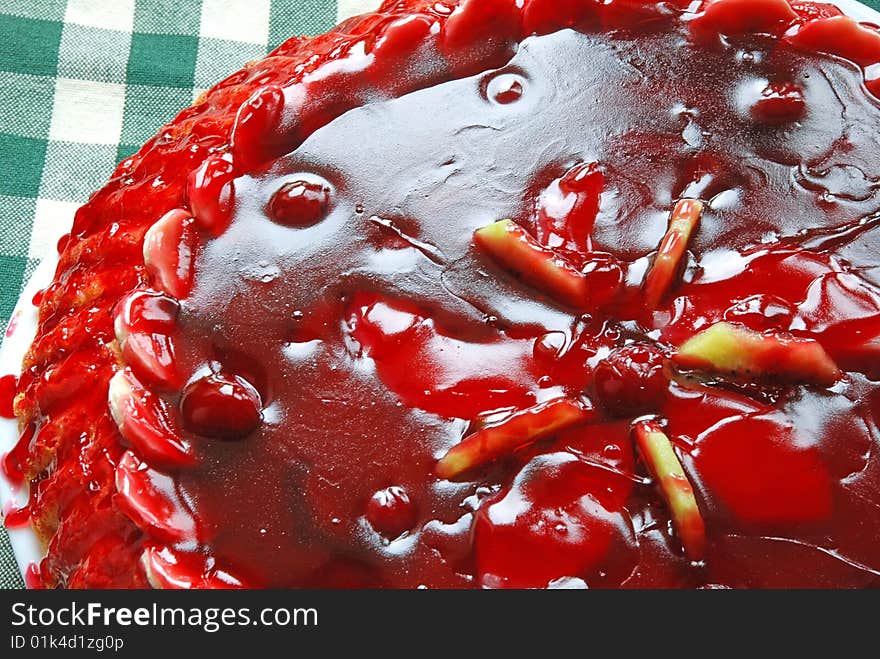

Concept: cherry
[[581, 253, 624, 310], [366, 486, 417, 539], [750, 82, 806, 125], [593, 344, 668, 417], [231, 85, 285, 171], [268, 179, 332, 227], [180, 373, 262, 440], [186, 154, 236, 237]]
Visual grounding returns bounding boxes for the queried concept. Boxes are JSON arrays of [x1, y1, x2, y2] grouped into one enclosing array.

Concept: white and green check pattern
[[0, 0, 380, 589]]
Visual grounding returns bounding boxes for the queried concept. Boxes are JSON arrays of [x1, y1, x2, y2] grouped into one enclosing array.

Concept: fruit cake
[[3, 0, 880, 588]]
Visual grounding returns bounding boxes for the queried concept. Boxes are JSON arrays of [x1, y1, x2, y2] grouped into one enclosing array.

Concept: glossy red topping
[[8, 0, 880, 589], [0, 374, 16, 418]]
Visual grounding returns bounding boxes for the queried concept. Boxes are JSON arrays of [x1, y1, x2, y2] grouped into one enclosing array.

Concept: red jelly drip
[[593, 344, 668, 417], [31, 289, 44, 307], [0, 374, 17, 418], [3, 503, 30, 530], [24, 563, 44, 589], [2, 424, 34, 486], [231, 85, 286, 171]]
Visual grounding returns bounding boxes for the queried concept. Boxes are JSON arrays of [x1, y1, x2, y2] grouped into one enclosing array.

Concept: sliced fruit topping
[[475, 219, 590, 308], [593, 343, 668, 417], [231, 85, 285, 172], [141, 546, 246, 589], [750, 82, 806, 125], [114, 451, 197, 543], [268, 177, 332, 227], [108, 369, 195, 469], [436, 397, 593, 479], [113, 290, 182, 390], [143, 208, 198, 299], [474, 452, 637, 588], [366, 485, 417, 540], [186, 153, 236, 237], [632, 420, 706, 561], [673, 321, 841, 386], [179, 373, 262, 440], [643, 198, 702, 309]]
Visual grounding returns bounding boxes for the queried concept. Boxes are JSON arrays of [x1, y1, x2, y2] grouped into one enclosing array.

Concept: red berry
[[231, 85, 285, 171], [593, 344, 668, 417], [366, 486, 417, 539], [750, 82, 806, 125], [268, 179, 331, 227], [180, 374, 262, 440], [186, 154, 236, 237]]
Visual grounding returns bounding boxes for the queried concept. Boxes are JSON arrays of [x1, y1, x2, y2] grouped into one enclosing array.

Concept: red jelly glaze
[[750, 82, 807, 124], [11, 0, 880, 589], [2, 424, 34, 487], [0, 374, 16, 418]]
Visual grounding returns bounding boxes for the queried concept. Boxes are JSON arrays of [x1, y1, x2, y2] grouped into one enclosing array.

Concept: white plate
[[1, 0, 878, 585]]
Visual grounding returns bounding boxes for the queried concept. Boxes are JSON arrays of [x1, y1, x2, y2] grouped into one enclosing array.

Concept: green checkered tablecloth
[[2, 0, 880, 590], [0, 0, 380, 589]]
